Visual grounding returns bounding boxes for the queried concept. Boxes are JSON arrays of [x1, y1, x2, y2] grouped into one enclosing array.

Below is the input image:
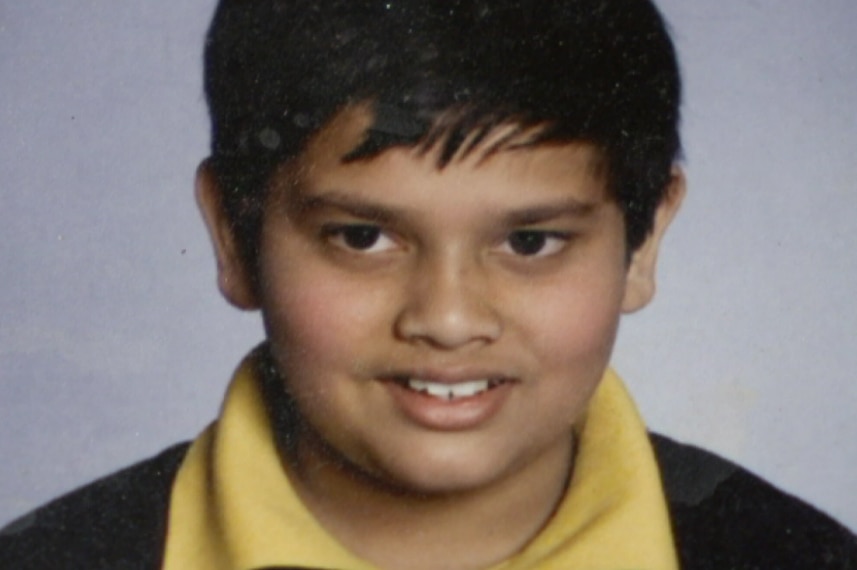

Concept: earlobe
[[621, 167, 686, 314], [195, 161, 260, 310]]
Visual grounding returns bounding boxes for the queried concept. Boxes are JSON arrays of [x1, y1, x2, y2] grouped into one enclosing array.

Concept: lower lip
[[383, 380, 514, 431]]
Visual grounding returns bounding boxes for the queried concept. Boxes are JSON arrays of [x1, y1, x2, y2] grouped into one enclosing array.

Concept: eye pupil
[[343, 226, 381, 249], [509, 231, 547, 255]]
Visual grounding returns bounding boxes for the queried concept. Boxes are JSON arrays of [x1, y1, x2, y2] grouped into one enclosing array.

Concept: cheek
[[520, 269, 626, 368], [513, 271, 626, 433], [260, 264, 391, 372]]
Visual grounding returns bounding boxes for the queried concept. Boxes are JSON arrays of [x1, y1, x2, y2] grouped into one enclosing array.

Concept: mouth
[[390, 376, 511, 402], [381, 371, 516, 430]]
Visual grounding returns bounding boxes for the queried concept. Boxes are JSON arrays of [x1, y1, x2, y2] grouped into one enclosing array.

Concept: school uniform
[[2, 349, 855, 569]]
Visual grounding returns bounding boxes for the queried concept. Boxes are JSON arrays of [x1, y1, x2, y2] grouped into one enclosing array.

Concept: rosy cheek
[[264, 269, 384, 367], [523, 277, 623, 363]]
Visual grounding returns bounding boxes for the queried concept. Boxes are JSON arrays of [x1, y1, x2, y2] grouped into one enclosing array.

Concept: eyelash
[[501, 230, 572, 257], [320, 223, 398, 254], [320, 223, 572, 258]]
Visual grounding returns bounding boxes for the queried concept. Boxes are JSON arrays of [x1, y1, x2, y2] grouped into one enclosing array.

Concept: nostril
[[393, 290, 502, 349]]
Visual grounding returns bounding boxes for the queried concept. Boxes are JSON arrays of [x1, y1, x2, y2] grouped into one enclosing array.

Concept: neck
[[284, 425, 574, 570]]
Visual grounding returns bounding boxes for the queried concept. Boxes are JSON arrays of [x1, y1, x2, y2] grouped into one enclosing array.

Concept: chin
[[358, 440, 528, 497], [375, 464, 508, 497]]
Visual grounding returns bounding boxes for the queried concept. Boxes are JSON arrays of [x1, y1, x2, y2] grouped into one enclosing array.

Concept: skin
[[197, 104, 684, 570]]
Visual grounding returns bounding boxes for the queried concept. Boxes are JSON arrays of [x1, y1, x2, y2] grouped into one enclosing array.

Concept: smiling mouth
[[391, 376, 510, 401]]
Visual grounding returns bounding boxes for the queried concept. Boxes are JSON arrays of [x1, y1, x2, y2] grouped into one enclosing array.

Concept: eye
[[323, 224, 398, 253], [503, 230, 570, 257]]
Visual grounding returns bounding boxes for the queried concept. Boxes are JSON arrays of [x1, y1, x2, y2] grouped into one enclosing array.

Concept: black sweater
[[2, 435, 856, 569]]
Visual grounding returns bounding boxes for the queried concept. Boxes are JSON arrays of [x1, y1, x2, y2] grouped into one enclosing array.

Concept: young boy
[[2, 0, 855, 569]]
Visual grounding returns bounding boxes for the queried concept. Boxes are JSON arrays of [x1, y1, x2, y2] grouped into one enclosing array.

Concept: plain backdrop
[[1, 0, 856, 530]]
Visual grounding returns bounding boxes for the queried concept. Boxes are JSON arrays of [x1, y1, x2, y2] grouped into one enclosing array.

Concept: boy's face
[[199, 105, 682, 495]]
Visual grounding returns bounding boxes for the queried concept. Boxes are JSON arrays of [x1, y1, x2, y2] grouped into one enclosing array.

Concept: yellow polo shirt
[[163, 351, 678, 570]]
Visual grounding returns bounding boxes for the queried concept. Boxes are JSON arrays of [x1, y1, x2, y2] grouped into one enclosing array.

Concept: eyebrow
[[291, 191, 402, 224], [501, 199, 598, 226], [292, 190, 599, 226]]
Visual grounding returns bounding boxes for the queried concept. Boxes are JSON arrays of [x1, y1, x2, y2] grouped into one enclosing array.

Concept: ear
[[195, 161, 260, 310], [621, 167, 686, 313]]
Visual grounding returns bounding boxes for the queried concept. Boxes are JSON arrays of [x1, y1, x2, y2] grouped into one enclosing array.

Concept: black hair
[[204, 0, 682, 268]]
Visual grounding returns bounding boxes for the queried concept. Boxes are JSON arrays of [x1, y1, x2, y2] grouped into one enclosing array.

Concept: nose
[[394, 254, 502, 349]]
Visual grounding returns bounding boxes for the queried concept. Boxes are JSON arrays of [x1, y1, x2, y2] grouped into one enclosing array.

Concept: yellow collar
[[492, 371, 679, 570], [163, 350, 677, 570]]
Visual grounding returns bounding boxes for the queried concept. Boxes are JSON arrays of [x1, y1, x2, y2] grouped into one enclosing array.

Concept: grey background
[[2, 1, 856, 530]]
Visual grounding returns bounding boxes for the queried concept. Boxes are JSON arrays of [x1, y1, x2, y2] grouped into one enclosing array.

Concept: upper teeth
[[406, 378, 493, 400]]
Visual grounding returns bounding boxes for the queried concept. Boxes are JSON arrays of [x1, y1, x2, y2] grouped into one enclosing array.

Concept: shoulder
[[0, 442, 189, 570], [651, 433, 857, 570]]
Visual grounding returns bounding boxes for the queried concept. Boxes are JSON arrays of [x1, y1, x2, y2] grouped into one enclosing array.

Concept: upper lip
[[379, 366, 515, 385]]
